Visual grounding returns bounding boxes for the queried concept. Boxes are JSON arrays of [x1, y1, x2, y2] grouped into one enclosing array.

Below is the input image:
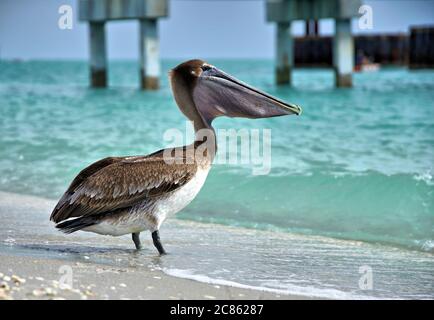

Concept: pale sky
[[0, 0, 433, 59]]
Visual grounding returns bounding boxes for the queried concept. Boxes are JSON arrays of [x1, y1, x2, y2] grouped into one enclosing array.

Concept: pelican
[[50, 59, 301, 255]]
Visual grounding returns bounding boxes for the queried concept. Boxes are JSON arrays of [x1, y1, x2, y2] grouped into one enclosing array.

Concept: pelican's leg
[[132, 232, 142, 250], [151, 230, 166, 255]]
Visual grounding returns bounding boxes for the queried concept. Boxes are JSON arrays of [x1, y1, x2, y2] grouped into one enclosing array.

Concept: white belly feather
[[154, 167, 209, 221], [84, 167, 210, 236]]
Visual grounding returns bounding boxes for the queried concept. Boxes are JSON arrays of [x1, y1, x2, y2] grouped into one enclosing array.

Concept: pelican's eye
[[201, 65, 212, 72]]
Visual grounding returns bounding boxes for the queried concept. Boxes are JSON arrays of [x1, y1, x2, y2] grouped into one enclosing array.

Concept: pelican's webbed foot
[[132, 232, 142, 250], [152, 230, 167, 255]]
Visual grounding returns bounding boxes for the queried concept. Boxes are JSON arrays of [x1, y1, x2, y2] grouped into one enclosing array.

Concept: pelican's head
[[170, 59, 301, 128]]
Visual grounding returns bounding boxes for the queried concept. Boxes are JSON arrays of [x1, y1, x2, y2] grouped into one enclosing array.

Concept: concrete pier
[[266, 0, 361, 87], [140, 19, 159, 90], [334, 19, 354, 87], [79, 0, 168, 90], [276, 22, 293, 85], [89, 22, 107, 87]]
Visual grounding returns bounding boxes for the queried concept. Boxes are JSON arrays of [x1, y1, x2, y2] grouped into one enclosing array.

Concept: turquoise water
[[0, 59, 433, 253]]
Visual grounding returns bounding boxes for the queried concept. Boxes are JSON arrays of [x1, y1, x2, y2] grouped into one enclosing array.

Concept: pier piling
[[79, 0, 168, 90], [89, 22, 107, 87], [140, 19, 159, 90], [334, 19, 354, 87], [276, 22, 293, 85]]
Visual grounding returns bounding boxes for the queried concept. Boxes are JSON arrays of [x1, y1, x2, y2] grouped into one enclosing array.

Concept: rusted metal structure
[[409, 26, 434, 69], [293, 34, 409, 68]]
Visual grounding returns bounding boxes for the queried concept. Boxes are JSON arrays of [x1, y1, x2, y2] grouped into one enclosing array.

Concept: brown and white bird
[[50, 60, 301, 255]]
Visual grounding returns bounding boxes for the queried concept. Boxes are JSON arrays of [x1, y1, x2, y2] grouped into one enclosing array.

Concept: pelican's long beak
[[194, 66, 302, 120]]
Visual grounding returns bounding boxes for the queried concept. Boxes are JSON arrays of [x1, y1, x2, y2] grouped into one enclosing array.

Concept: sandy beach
[[0, 253, 296, 300], [0, 191, 304, 300]]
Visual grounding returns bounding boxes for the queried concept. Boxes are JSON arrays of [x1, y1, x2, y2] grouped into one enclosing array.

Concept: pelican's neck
[[169, 69, 217, 163], [193, 118, 217, 164]]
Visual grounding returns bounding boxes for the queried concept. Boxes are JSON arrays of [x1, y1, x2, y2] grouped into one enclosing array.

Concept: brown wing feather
[[50, 150, 197, 223]]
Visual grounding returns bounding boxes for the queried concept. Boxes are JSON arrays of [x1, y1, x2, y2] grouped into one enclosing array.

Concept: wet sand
[[0, 253, 299, 300]]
